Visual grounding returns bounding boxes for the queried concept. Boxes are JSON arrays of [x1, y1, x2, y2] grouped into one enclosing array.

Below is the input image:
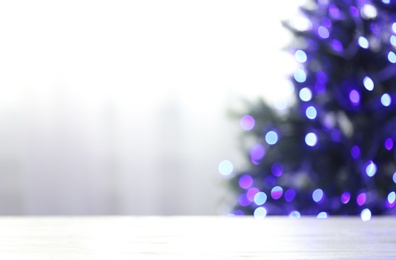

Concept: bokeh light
[[350, 6, 359, 17], [238, 174, 253, 189], [318, 26, 330, 38], [238, 193, 251, 207], [388, 191, 396, 204], [305, 132, 318, 147], [390, 35, 396, 46], [274, 99, 289, 111], [230, 210, 244, 216], [361, 208, 372, 221], [299, 87, 312, 101], [271, 163, 284, 177], [290, 15, 312, 31], [385, 138, 393, 150], [349, 89, 360, 105], [322, 16, 332, 28], [306, 106, 317, 119], [331, 39, 343, 52], [363, 76, 374, 91], [294, 69, 307, 83], [289, 211, 301, 218], [240, 115, 255, 131], [365, 161, 377, 177], [265, 131, 279, 145], [351, 145, 361, 159], [329, 5, 340, 18], [357, 193, 367, 206], [271, 186, 283, 200], [317, 212, 328, 218], [254, 192, 268, 206], [247, 187, 259, 202], [312, 189, 324, 203], [388, 51, 396, 63], [362, 4, 377, 19], [381, 93, 391, 107], [358, 36, 369, 49], [250, 144, 266, 164], [341, 192, 351, 204], [284, 189, 296, 202], [295, 50, 307, 63], [254, 207, 267, 218], [218, 160, 233, 176]]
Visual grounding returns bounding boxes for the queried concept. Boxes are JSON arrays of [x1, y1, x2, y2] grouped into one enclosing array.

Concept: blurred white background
[[0, 0, 300, 215]]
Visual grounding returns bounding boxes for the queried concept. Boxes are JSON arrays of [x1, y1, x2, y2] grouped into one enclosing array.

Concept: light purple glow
[[329, 4, 340, 19], [385, 138, 394, 151], [349, 6, 359, 17], [316, 71, 328, 84], [231, 210, 244, 216], [271, 186, 283, 200], [322, 17, 332, 28], [238, 174, 253, 189], [351, 146, 360, 159], [265, 176, 276, 187], [349, 89, 360, 105], [330, 39, 343, 52], [240, 115, 255, 131], [331, 129, 341, 142], [341, 192, 351, 204], [318, 26, 330, 38], [271, 163, 283, 177], [357, 193, 367, 206], [238, 193, 250, 207], [285, 189, 296, 202], [250, 144, 265, 164]]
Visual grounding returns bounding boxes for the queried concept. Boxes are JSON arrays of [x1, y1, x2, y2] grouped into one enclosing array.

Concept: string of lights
[[225, 0, 396, 220]]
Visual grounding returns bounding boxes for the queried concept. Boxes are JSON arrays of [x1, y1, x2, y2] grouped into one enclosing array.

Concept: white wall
[[0, 0, 299, 215]]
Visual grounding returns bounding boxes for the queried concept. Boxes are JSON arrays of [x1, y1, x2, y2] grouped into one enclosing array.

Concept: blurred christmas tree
[[230, 0, 396, 218]]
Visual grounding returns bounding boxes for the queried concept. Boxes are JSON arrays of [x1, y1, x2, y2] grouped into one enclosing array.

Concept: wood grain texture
[[0, 216, 394, 259]]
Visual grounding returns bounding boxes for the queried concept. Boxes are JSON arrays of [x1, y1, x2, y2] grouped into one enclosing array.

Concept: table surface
[[0, 216, 395, 259]]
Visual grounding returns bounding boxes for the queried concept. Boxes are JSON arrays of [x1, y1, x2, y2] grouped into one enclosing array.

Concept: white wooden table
[[0, 216, 394, 259]]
